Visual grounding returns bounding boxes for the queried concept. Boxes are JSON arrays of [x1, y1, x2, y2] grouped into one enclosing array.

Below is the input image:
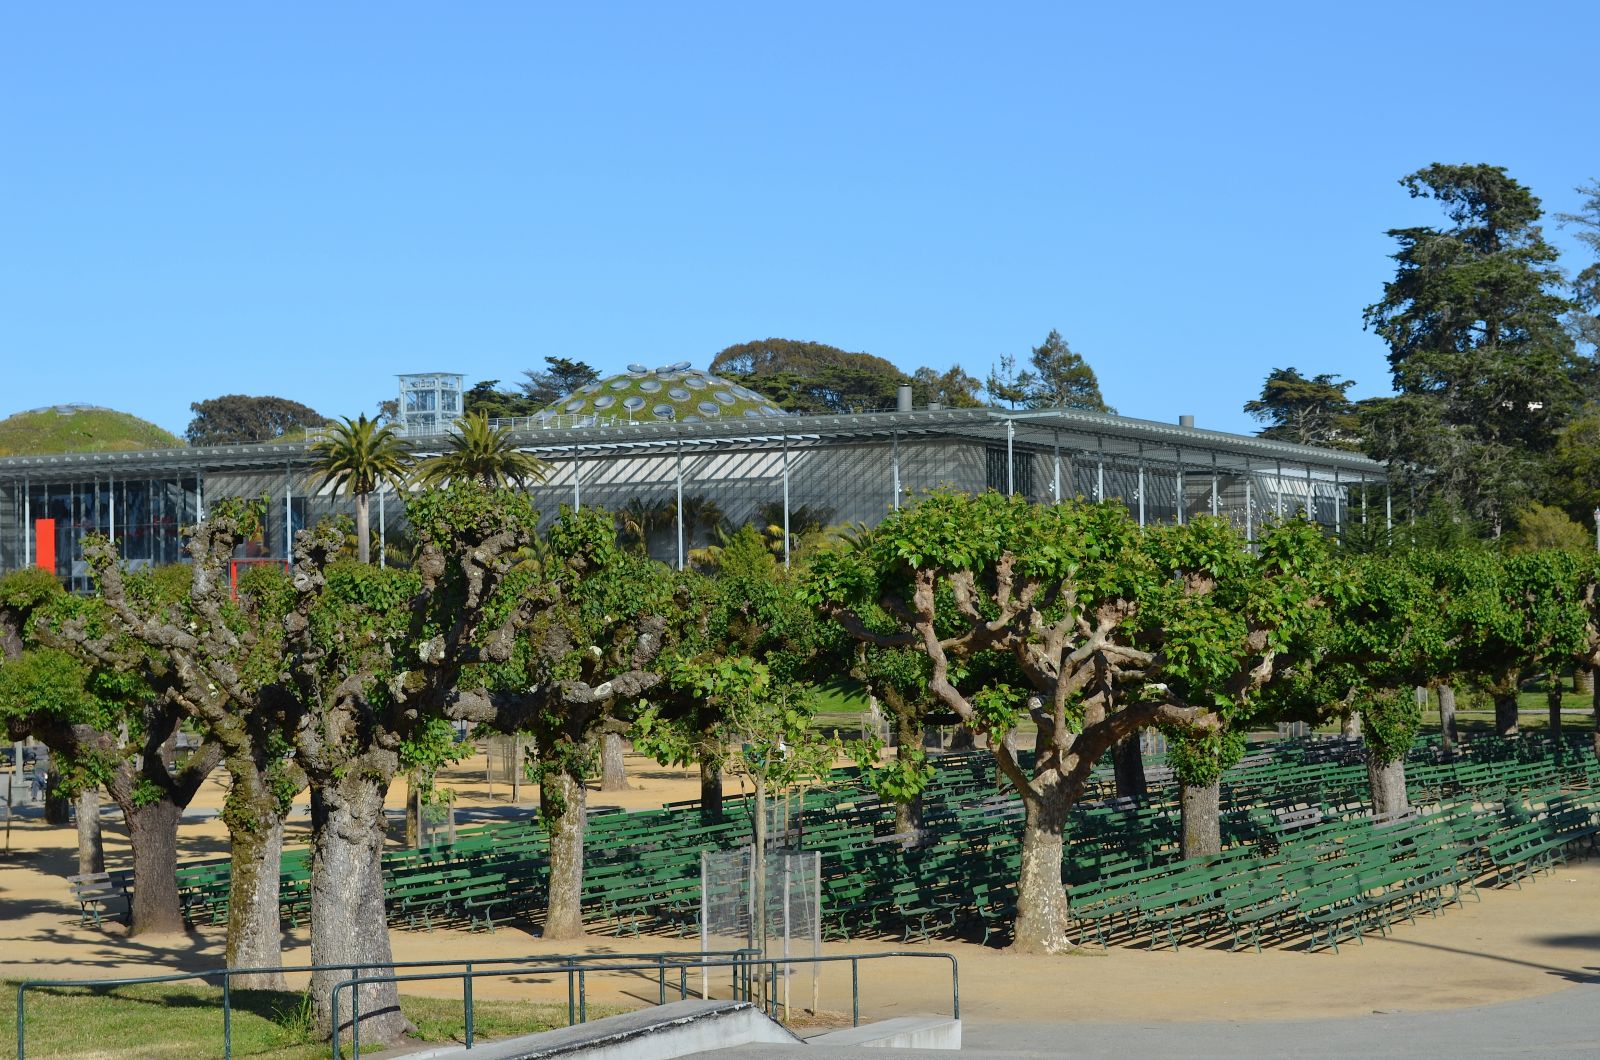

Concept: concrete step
[[807, 1016, 962, 1050], [391, 998, 804, 1060]]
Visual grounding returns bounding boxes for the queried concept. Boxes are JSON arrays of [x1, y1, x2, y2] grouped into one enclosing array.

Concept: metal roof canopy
[[0, 408, 1382, 484]]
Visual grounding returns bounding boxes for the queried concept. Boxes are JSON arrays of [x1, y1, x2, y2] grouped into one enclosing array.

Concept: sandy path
[[1, 747, 1596, 1026]]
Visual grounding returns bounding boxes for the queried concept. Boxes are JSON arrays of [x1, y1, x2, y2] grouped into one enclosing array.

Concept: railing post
[[567, 968, 576, 1026], [464, 965, 474, 1049], [578, 969, 587, 1024], [330, 982, 342, 1060], [852, 958, 859, 1026], [222, 971, 232, 1060], [352, 978, 362, 1060], [17, 983, 27, 1060]]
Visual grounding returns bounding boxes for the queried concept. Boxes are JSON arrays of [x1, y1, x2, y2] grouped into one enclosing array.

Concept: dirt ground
[[1, 747, 1596, 1028]]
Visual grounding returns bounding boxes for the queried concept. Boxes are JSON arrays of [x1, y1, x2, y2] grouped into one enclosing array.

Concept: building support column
[[1052, 429, 1061, 503], [1095, 437, 1105, 502], [1245, 474, 1254, 542], [1333, 468, 1341, 538], [1210, 454, 1219, 518], [378, 484, 386, 569], [675, 437, 685, 572], [284, 463, 293, 558], [1175, 449, 1185, 526], [891, 430, 901, 512], [781, 434, 791, 571], [23, 477, 30, 567], [572, 449, 581, 511], [1006, 419, 1016, 497], [1137, 445, 1146, 528]]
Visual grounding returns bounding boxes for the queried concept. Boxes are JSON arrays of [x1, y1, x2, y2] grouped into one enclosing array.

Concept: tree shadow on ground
[[1373, 936, 1600, 985], [1529, 933, 1600, 949], [3, 922, 228, 973]]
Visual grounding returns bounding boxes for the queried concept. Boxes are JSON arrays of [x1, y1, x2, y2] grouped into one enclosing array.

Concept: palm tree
[[310, 415, 412, 564], [415, 412, 550, 490]]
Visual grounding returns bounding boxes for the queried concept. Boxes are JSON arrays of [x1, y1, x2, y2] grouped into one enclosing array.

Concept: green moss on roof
[[0, 406, 182, 456], [541, 366, 787, 425]]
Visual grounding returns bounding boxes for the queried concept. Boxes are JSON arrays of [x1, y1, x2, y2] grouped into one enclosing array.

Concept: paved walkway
[[706, 984, 1600, 1058]]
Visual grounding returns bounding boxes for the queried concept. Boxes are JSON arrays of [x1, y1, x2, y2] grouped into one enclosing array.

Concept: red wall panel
[[34, 518, 56, 573]]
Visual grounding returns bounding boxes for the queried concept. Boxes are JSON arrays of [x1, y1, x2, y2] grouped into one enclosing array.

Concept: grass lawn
[[3, 980, 620, 1059]]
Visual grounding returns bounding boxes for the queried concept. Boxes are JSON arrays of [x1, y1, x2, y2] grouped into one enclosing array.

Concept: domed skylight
[[538, 366, 786, 424]]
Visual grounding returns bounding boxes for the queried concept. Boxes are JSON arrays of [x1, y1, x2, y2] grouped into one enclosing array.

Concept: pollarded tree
[[1137, 517, 1333, 857], [807, 492, 1212, 952], [812, 494, 1330, 947], [1570, 551, 1600, 758], [1499, 549, 1589, 750], [631, 549, 827, 821], [75, 507, 304, 983], [310, 414, 412, 564], [452, 506, 677, 939], [1435, 550, 1589, 738], [280, 483, 545, 1041], [1305, 553, 1455, 815], [2, 567, 225, 936], [0, 646, 224, 931], [845, 643, 940, 838]]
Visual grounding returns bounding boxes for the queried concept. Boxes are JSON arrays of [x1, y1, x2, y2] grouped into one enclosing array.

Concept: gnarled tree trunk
[[76, 787, 104, 876], [1341, 710, 1361, 739], [1592, 670, 1600, 760], [1494, 691, 1520, 737], [541, 768, 587, 939], [309, 775, 407, 1046], [1112, 735, 1147, 802], [1010, 770, 1073, 954], [122, 798, 184, 935], [699, 758, 723, 821], [1547, 671, 1563, 761], [893, 707, 924, 841], [1367, 754, 1409, 817], [1179, 779, 1221, 859], [600, 733, 628, 792], [1436, 684, 1459, 761], [44, 774, 71, 825], [227, 815, 285, 988], [1574, 667, 1594, 696]]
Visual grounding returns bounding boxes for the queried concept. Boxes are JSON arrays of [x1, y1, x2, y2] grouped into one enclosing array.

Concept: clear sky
[[3, 2, 1596, 439]]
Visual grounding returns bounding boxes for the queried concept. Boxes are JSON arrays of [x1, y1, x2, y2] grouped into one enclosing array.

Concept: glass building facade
[[0, 407, 1387, 586]]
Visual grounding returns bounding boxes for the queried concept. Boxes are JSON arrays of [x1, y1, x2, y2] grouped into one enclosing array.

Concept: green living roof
[[0, 405, 182, 457], [541, 363, 787, 425]]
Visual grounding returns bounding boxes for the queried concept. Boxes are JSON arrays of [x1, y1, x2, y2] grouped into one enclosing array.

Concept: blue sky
[[3, 2, 1596, 438]]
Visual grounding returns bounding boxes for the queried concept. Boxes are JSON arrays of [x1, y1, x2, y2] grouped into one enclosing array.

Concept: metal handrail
[[13, 949, 756, 1060], [331, 951, 958, 1059]]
